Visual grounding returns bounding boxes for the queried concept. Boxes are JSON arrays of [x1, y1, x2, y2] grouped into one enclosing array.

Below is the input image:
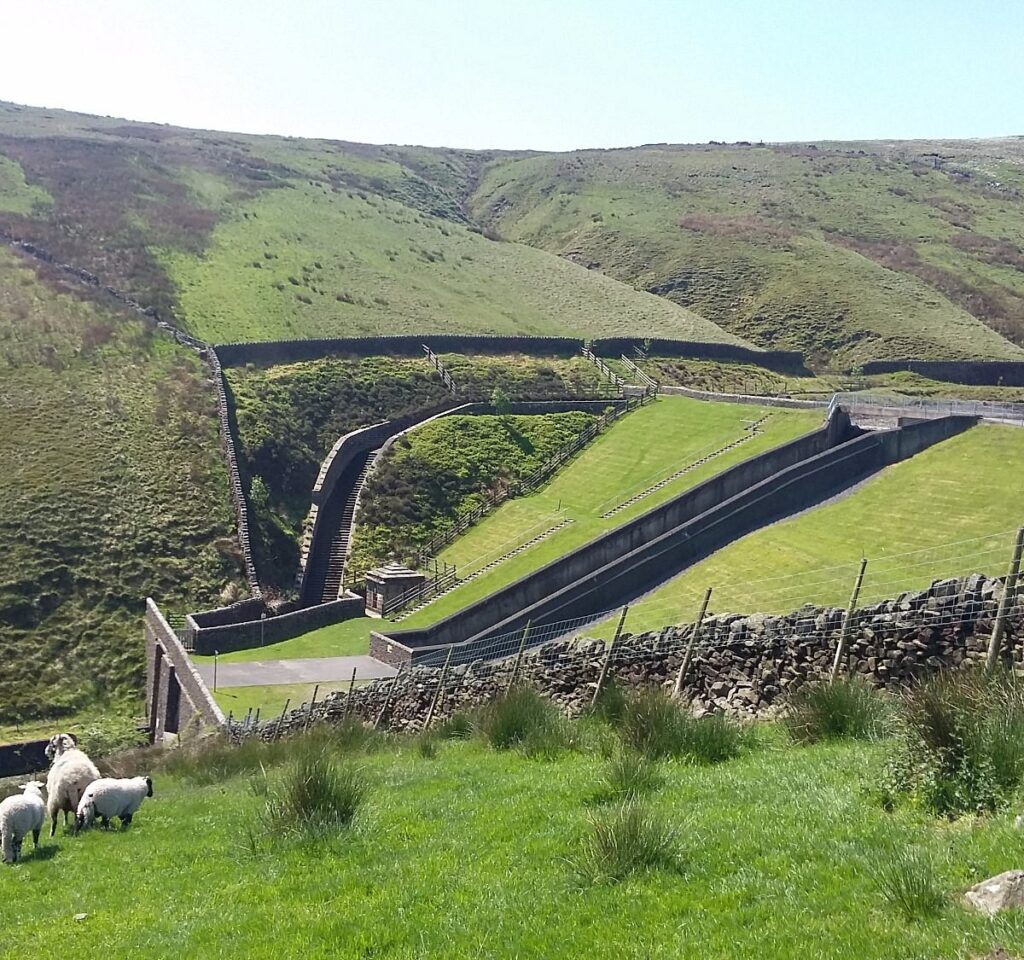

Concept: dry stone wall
[[243, 573, 1018, 738]]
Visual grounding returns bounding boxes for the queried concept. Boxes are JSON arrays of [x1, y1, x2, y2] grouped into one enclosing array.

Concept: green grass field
[[192, 618, 379, 665], [605, 423, 1024, 637], [5, 726, 1024, 958], [399, 397, 822, 627], [212, 680, 368, 720]]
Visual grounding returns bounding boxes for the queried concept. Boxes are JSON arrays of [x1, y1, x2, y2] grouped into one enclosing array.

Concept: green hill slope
[[0, 101, 740, 346], [470, 141, 1024, 366], [608, 423, 1024, 636], [0, 248, 242, 724]]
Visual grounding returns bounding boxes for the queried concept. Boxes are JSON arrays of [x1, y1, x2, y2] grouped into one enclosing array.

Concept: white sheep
[[45, 733, 100, 836], [1, 781, 46, 864], [76, 776, 154, 831]]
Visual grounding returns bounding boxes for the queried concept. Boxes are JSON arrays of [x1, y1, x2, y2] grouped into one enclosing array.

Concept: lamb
[[45, 733, 100, 836], [1, 781, 46, 863], [76, 776, 154, 831]]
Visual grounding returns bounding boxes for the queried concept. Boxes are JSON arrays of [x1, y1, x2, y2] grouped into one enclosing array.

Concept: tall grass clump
[[589, 677, 627, 724], [869, 847, 946, 920], [882, 667, 1024, 817], [575, 802, 679, 883], [593, 750, 662, 804], [159, 722, 380, 785], [618, 689, 747, 763], [474, 686, 570, 756], [784, 676, 889, 744], [259, 745, 367, 839]]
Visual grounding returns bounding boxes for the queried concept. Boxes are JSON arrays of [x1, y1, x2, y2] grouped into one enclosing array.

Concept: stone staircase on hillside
[[321, 450, 379, 602]]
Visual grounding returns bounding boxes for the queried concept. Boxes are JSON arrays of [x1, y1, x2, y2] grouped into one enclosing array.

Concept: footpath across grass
[[400, 396, 821, 627], [6, 722, 1024, 958], [608, 422, 1024, 636]]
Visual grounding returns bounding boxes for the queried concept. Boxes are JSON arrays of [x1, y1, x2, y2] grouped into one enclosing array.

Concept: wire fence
[[388, 525, 1024, 668], [235, 580, 1024, 739], [831, 392, 1024, 423]]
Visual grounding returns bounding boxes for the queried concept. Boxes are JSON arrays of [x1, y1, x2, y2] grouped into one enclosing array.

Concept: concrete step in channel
[[392, 518, 575, 621], [600, 415, 771, 519]]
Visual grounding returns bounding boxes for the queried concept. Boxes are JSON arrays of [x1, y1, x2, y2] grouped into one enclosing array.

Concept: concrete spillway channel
[[374, 410, 980, 667]]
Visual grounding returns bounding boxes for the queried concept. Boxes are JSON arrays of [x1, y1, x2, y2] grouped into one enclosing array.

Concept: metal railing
[[832, 392, 1024, 424]]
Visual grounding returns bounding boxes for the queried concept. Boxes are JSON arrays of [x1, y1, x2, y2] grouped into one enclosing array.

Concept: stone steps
[[321, 450, 379, 602]]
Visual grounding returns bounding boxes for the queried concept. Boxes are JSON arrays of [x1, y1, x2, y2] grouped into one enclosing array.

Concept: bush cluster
[[881, 668, 1024, 817]]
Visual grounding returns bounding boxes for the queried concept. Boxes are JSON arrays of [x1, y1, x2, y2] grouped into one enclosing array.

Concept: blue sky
[[2, 0, 1021, 149]]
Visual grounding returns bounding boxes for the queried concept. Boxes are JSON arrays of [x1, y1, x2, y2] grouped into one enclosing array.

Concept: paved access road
[[195, 655, 397, 688]]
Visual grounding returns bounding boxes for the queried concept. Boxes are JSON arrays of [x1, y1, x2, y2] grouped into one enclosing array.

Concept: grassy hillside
[[7, 102, 1024, 367], [6, 726, 1024, 958], [609, 423, 1024, 636], [471, 142, 1024, 366], [351, 412, 597, 572], [225, 356, 453, 588], [400, 397, 822, 627], [0, 101, 740, 346], [0, 248, 241, 724]]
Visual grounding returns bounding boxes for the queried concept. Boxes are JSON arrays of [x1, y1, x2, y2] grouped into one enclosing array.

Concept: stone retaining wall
[[189, 596, 364, 656], [862, 359, 1024, 387], [248, 574, 1019, 738], [146, 600, 226, 742]]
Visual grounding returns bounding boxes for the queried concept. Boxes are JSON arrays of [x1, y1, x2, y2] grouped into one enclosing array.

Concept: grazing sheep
[[45, 733, 100, 836], [76, 776, 153, 831], [1, 781, 46, 864]]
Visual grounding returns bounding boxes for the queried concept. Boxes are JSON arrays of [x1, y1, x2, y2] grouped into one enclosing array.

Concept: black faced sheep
[[45, 733, 100, 836], [76, 776, 154, 831]]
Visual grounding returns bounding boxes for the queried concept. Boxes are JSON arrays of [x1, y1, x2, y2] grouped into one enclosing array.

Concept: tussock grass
[[869, 847, 947, 920], [618, 689, 747, 763], [592, 750, 663, 804], [575, 802, 679, 883], [159, 722, 380, 785], [784, 676, 890, 744], [883, 667, 1024, 817], [435, 711, 473, 740], [258, 746, 367, 839], [474, 686, 572, 758], [589, 677, 627, 724]]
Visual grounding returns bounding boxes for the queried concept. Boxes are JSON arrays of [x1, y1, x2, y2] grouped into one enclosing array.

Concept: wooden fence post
[[303, 684, 320, 733], [673, 587, 713, 699], [273, 699, 291, 741], [374, 663, 406, 730], [987, 527, 1024, 670], [830, 558, 868, 682], [505, 621, 533, 696], [424, 646, 455, 730], [592, 606, 629, 709], [342, 667, 359, 721]]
